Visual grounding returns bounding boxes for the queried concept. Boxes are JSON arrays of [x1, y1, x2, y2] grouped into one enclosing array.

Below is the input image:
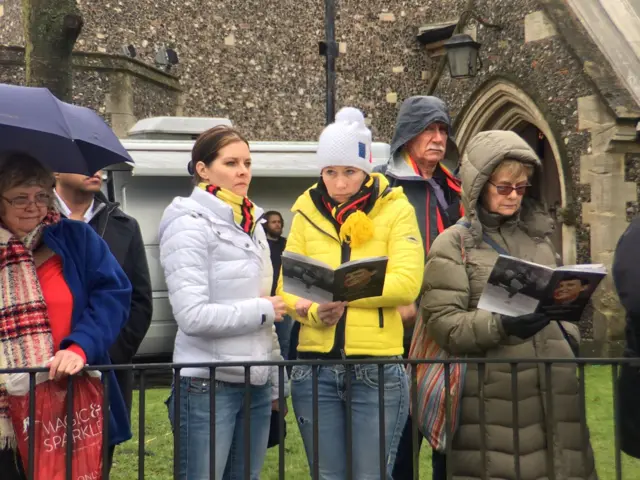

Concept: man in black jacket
[[374, 96, 463, 353], [264, 211, 290, 354], [612, 218, 640, 459], [54, 170, 153, 470], [375, 95, 463, 480]]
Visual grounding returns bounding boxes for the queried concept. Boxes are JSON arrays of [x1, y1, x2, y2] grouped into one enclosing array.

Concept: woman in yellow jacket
[[277, 107, 424, 479]]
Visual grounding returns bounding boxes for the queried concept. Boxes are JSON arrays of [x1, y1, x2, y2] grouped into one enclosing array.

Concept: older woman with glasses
[[413, 130, 597, 480], [0, 152, 132, 480]]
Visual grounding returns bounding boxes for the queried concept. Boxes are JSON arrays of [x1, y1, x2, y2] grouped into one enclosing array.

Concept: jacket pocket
[[361, 362, 405, 391], [378, 308, 384, 328]]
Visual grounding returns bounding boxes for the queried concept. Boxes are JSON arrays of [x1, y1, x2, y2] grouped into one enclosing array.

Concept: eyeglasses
[[489, 182, 531, 196], [1, 193, 51, 209]]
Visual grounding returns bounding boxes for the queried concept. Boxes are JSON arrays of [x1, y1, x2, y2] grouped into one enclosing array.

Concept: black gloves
[[500, 313, 550, 339]]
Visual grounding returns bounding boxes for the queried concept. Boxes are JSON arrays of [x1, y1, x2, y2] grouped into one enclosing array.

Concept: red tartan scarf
[[0, 210, 59, 449], [198, 183, 257, 236]]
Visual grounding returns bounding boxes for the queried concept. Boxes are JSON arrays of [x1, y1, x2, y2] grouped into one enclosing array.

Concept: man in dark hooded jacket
[[54, 171, 153, 474], [612, 218, 640, 459], [375, 95, 463, 480]]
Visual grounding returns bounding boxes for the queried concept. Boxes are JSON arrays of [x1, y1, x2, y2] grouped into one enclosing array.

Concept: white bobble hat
[[317, 107, 373, 174]]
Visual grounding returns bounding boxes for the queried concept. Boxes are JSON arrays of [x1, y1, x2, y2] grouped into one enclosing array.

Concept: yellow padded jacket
[[276, 173, 424, 357]]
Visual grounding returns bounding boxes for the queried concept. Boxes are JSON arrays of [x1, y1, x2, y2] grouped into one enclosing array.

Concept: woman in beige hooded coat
[[418, 130, 597, 480]]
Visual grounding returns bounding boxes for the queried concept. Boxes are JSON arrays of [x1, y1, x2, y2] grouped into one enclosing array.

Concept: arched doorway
[[515, 124, 563, 254], [454, 78, 575, 264]]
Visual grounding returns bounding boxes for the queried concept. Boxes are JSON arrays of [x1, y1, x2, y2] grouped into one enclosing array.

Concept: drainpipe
[[320, 0, 338, 124]]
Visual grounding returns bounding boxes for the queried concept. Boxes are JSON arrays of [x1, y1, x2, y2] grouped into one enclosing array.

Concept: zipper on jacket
[[425, 190, 431, 255], [378, 308, 384, 328], [328, 241, 351, 357]]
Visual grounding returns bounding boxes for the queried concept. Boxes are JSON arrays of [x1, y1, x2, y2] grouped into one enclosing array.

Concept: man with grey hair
[[375, 95, 463, 480]]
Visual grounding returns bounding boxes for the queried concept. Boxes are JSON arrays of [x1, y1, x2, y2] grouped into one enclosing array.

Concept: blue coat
[[43, 219, 133, 446]]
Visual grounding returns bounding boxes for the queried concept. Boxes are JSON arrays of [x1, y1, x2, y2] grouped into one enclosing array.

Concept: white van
[[107, 117, 391, 359]]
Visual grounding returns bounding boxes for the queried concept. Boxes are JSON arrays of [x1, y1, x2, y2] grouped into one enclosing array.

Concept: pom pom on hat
[[317, 107, 373, 173], [335, 107, 366, 125]]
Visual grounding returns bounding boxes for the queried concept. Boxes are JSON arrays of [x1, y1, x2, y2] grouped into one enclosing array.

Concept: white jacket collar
[[189, 187, 265, 224], [158, 187, 265, 241]]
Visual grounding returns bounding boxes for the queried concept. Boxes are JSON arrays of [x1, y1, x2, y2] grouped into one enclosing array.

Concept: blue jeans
[[166, 376, 272, 480], [291, 361, 409, 480]]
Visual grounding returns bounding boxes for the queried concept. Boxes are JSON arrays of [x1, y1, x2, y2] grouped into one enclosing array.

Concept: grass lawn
[[110, 366, 640, 479]]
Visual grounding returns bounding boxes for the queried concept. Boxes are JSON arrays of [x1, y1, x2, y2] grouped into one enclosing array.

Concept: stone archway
[[453, 78, 576, 265]]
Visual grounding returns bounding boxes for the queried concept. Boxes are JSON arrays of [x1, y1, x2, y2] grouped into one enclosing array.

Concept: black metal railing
[[1, 357, 638, 480]]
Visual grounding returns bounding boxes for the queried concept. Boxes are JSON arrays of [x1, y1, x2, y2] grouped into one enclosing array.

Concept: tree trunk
[[22, 0, 83, 101]]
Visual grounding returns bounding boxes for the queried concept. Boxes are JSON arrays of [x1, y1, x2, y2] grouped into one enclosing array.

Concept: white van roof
[[122, 139, 391, 177], [127, 117, 233, 139]]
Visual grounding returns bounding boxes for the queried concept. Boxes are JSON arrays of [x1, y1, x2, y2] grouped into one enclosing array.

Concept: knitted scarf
[[0, 210, 59, 449], [311, 175, 377, 248], [198, 183, 257, 236]]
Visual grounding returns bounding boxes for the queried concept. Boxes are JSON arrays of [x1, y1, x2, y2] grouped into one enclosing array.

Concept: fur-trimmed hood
[[459, 130, 554, 247]]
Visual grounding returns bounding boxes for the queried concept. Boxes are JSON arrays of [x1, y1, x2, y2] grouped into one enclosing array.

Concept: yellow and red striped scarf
[[402, 150, 457, 182], [198, 183, 257, 236], [315, 175, 376, 248]]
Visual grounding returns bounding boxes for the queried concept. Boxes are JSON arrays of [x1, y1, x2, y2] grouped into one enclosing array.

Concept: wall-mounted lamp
[[442, 10, 503, 79], [443, 34, 482, 78]]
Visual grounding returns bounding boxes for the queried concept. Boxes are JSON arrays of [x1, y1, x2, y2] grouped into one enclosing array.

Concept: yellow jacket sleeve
[[275, 214, 325, 328], [349, 201, 424, 309]]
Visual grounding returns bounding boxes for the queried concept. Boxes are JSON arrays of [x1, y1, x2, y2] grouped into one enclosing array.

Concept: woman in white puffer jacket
[[159, 125, 288, 480]]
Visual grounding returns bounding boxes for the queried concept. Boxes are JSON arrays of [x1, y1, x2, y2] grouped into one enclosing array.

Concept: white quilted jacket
[[159, 187, 288, 398]]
